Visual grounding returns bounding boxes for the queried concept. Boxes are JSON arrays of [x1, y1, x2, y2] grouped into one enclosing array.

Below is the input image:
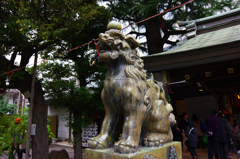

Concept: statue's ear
[[125, 35, 140, 49]]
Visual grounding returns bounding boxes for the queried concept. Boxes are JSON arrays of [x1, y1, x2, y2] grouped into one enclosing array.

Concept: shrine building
[[142, 8, 240, 122]]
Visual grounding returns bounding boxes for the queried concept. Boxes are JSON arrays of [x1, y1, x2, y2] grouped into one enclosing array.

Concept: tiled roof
[[194, 8, 240, 24], [142, 24, 240, 58]]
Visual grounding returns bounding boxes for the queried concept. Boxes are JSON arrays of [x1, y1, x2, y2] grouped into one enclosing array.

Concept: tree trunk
[[145, 17, 164, 55], [17, 72, 49, 159], [73, 116, 82, 159], [31, 82, 49, 159]]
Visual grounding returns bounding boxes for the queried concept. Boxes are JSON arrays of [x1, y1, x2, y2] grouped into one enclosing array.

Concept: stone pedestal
[[85, 142, 181, 159]]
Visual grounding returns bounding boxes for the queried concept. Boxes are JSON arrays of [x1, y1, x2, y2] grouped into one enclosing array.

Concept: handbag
[[185, 127, 194, 146], [202, 134, 208, 144]]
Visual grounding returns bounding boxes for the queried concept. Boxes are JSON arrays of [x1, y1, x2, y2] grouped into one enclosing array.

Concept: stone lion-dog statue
[[88, 21, 175, 154]]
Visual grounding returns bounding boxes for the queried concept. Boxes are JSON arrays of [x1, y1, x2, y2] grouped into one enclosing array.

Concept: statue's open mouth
[[99, 42, 112, 52], [98, 49, 119, 62]]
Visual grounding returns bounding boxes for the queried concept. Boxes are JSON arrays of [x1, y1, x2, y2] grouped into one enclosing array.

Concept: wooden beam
[[187, 70, 240, 83], [206, 77, 240, 90], [166, 58, 240, 83]]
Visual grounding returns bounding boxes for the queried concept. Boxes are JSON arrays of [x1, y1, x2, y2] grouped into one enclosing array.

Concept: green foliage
[[106, 0, 240, 54], [40, 58, 107, 133], [0, 0, 103, 54], [47, 117, 56, 139], [0, 109, 28, 158], [0, 0, 110, 81], [39, 0, 111, 138], [47, 125, 55, 139], [0, 95, 17, 116], [108, 0, 240, 24], [0, 107, 55, 157], [170, 0, 240, 22]]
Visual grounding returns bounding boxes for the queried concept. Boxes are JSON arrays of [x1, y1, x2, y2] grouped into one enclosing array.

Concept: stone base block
[[85, 141, 181, 159]]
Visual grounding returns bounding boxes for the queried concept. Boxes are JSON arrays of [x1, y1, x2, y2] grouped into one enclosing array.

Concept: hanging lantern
[[5, 77, 10, 86]]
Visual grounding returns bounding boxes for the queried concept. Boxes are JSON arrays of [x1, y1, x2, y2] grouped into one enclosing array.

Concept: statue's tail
[[147, 73, 160, 98], [169, 113, 176, 127]]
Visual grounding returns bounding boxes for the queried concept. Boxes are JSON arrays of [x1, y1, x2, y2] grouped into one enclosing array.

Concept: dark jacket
[[171, 125, 183, 142], [219, 116, 232, 142], [205, 114, 220, 136], [179, 118, 189, 131], [185, 127, 199, 148]]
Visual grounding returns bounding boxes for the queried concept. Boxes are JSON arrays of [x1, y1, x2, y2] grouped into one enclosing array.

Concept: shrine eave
[[142, 24, 240, 72]]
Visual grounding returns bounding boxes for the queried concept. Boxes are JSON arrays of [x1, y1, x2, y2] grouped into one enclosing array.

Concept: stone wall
[[184, 95, 218, 122]]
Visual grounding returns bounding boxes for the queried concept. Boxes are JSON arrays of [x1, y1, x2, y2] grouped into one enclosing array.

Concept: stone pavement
[[182, 148, 237, 159], [0, 142, 238, 159]]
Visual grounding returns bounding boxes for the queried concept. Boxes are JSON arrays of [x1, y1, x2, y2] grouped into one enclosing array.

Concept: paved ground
[[0, 142, 238, 159], [182, 148, 238, 159]]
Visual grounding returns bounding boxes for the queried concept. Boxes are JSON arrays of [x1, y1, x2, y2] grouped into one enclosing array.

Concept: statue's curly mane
[[99, 29, 160, 94]]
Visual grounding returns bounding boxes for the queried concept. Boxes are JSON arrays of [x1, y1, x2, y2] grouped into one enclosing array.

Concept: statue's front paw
[[88, 137, 105, 149], [144, 133, 164, 147], [114, 140, 138, 154]]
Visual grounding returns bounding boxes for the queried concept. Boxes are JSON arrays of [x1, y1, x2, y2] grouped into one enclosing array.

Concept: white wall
[[48, 106, 70, 141], [184, 95, 218, 122]]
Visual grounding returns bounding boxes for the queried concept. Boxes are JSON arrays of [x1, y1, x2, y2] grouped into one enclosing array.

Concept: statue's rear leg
[[143, 100, 173, 147]]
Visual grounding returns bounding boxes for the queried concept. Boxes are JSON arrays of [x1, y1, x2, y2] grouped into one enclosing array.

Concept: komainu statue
[[88, 21, 175, 154]]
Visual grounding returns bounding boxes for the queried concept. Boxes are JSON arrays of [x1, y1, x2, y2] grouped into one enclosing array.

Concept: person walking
[[191, 114, 205, 149], [185, 122, 199, 159], [205, 108, 220, 159], [179, 112, 189, 152], [219, 111, 232, 159], [172, 119, 183, 142]]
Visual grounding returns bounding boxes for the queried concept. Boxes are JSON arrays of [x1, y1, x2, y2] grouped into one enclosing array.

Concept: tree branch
[[20, 50, 34, 67], [38, 39, 58, 51], [158, 16, 170, 42], [0, 40, 15, 48], [127, 31, 146, 36], [166, 40, 177, 46], [167, 0, 173, 10], [10, 50, 18, 64], [168, 30, 187, 35], [162, 34, 170, 43]]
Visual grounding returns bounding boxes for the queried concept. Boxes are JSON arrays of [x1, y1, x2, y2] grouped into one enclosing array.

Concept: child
[[185, 122, 199, 159]]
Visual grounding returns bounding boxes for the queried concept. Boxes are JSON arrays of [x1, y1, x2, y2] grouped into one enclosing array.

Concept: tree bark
[[16, 71, 49, 159], [73, 112, 82, 159], [145, 17, 164, 55], [31, 82, 49, 159], [26, 51, 38, 159]]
